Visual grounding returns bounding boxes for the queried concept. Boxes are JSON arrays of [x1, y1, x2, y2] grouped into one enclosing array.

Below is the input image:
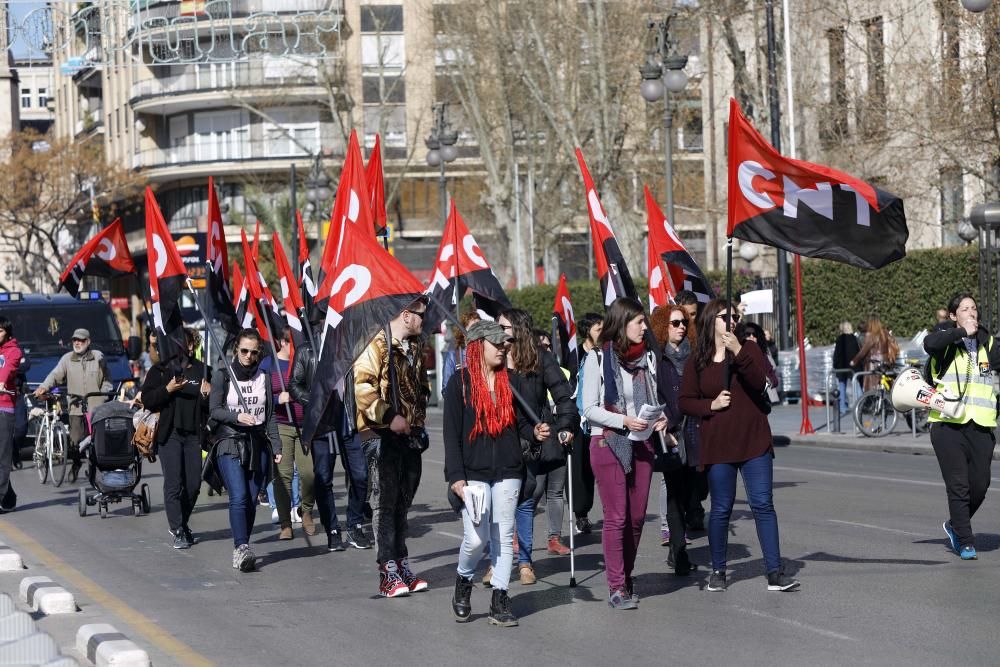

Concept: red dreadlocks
[[464, 340, 515, 440]]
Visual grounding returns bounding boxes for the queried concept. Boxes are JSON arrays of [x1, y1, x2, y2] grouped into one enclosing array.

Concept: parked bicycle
[[25, 390, 69, 486], [854, 361, 929, 438]]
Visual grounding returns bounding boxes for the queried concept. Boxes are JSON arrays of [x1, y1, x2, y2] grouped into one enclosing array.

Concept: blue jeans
[[341, 433, 369, 528], [311, 435, 342, 533], [837, 378, 849, 414], [707, 451, 781, 574], [217, 450, 270, 548]]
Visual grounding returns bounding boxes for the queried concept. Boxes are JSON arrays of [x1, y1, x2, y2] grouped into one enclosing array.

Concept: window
[[37, 88, 47, 108], [363, 75, 405, 104], [363, 105, 406, 148], [191, 110, 249, 161], [360, 5, 403, 32], [940, 167, 965, 246], [938, 0, 961, 84], [860, 17, 886, 137], [20, 88, 31, 109], [822, 27, 848, 144], [262, 107, 321, 157], [361, 4, 406, 149]]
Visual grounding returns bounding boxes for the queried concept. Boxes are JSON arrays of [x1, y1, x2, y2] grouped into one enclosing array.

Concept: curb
[[779, 433, 1000, 460], [19, 577, 77, 615], [0, 592, 81, 666], [0, 542, 24, 572], [77, 624, 150, 667]]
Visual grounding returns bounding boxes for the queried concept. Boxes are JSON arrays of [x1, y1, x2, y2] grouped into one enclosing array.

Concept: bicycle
[[25, 391, 69, 487], [853, 361, 929, 438]]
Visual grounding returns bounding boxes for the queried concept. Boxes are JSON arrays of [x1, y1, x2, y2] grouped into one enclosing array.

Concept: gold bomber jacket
[[353, 331, 429, 434]]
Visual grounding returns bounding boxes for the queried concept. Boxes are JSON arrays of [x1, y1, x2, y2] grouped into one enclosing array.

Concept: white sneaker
[[271, 508, 279, 524], [291, 506, 303, 524]]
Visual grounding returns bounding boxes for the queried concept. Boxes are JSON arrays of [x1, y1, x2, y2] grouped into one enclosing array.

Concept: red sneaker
[[398, 558, 429, 593], [547, 536, 570, 556], [379, 561, 410, 598]]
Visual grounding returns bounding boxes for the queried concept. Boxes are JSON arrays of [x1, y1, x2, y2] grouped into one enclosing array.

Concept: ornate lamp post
[[425, 103, 459, 227]]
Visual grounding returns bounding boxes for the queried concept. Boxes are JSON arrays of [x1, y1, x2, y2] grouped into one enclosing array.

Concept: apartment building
[[14, 57, 55, 135]]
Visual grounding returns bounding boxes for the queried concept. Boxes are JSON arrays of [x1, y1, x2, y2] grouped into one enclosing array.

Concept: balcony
[[129, 60, 326, 114]]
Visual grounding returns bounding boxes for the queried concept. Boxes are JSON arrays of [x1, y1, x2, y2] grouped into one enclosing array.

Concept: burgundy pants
[[590, 436, 655, 592]]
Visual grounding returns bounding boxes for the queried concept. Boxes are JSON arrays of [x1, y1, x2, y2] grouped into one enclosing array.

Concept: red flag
[[272, 232, 306, 345], [144, 187, 187, 339], [240, 230, 281, 340], [317, 130, 375, 307], [575, 149, 638, 307], [207, 176, 240, 335], [727, 98, 907, 269], [302, 202, 426, 444], [552, 274, 579, 382], [644, 185, 714, 309], [251, 220, 261, 260], [58, 218, 136, 297], [422, 201, 510, 335], [365, 134, 388, 237]]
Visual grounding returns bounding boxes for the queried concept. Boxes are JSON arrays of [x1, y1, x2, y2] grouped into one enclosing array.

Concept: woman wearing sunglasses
[[678, 300, 799, 593], [209, 328, 282, 573]]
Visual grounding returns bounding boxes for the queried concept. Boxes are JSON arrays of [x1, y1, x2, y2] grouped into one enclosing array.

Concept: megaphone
[[890, 368, 964, 419]]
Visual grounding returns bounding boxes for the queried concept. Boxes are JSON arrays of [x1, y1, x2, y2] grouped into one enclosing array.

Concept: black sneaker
[[182, 527, 197, 547], [575, 517, 593, 535], [346, 525, 373, 549], [707, 569, 726, 592], [767, 570, 800, 592], [170, 530, 190, 550], [69, 462, 81, 484], [452, 575, 474, 622], [327, 529, 347, 552]]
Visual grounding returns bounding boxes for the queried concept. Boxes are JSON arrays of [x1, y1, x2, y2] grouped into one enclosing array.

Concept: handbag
[[765, 381, 780, 405], [131, 401, 159, 462]]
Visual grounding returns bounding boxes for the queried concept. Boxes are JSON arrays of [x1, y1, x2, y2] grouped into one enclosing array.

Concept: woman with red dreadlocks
[[445, 320, 529, 627]]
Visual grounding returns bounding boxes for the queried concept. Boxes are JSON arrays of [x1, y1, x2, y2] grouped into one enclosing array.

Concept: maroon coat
[[678, 343, 772, 465]]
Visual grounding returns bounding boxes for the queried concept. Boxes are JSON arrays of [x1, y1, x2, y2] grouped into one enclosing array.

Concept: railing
[[133, 134, 336, 169], [130, 60, 321, 102], [134, 0, 342, 22]]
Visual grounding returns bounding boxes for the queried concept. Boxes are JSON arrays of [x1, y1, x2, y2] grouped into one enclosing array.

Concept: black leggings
[[930, 421, 995, 547]]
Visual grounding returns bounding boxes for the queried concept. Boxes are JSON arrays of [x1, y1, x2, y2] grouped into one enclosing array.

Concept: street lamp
[[639, 13, 688, 226], [739, 242, 760, 263], [426, 102, 459, 227], [962, 0, 992, 12], [305, 153, 332, 244]]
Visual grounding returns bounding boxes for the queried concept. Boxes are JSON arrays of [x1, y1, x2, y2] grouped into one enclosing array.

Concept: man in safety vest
[[924, 293, 1000, 561]]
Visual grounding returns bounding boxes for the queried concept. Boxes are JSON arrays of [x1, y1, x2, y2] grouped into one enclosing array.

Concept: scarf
[[232, 358, 259, 382], [602, 341, 651, 474], [662, 338, 691, 376]]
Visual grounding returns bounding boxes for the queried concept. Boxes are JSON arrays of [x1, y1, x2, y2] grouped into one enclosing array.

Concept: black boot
[[452, 575, 473, 622], [488, 588, 518, 627]]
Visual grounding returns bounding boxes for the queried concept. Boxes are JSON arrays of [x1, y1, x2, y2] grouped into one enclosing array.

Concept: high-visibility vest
[[929, 338, 998, 427]]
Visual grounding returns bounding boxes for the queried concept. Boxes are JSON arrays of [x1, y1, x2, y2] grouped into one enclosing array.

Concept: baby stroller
[[77, 401, 151, 519]]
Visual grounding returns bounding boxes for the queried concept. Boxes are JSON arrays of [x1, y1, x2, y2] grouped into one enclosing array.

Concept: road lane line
[[436, 531, 463, 540], [774, 465, 941, 487], [737, 607, 857, 642], [827, 519, 928, 537], [0, 522, 214, 667]]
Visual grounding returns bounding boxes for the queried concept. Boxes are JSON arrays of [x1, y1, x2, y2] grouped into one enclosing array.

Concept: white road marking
[[827, 519, 928, 537], [774, 465, 941, 487], [436, 531, 463, 540], [737, 607, 857, 642]]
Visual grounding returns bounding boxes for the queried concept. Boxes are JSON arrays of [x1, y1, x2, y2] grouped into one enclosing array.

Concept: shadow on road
[[800, 550, 947, 566]]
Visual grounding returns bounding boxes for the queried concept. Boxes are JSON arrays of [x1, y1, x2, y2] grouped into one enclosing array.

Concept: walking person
[[0, 317, 22, 513], [924, 293, 1000, 560], [581, 298, 668, 609], [353, 297, 431, 597], [572, 312, 602, 535], [33, 328, 112, 482], [289, 330, 371, 552], [446, 321, 524, 626], [832, 321, 860, 415], [139, 328, 209, 549], [493, 309, 577, 586], [262, 329, 317, 540], [679, 299, 799, 592], [851, 315, 899, 391], [208, 329, 281, 572]]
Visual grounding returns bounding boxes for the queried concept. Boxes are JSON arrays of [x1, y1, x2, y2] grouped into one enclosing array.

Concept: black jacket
[[140, 360, 208, 445], [289, 342, 352, 440], [208, 368, 282, 455], [832, 333, 861, 380], [924, 323, 1000, 380], [509, 348, 579, 446], [443, 369, 525, 484]]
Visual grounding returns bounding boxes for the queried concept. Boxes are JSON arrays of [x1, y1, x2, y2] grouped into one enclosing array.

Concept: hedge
[[502, 246, 979, 346]]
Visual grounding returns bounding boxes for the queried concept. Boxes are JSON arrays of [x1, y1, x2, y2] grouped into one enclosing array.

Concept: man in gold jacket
[[353, 296, 431, 598]]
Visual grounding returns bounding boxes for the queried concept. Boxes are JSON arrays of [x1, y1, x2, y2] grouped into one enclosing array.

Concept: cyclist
[[33, 328, 112, 482], [0, 316, 22, 512], [924, 293, 1000, 561]]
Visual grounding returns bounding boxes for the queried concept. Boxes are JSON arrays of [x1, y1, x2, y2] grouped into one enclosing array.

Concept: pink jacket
[[0, 338, 22, 410]]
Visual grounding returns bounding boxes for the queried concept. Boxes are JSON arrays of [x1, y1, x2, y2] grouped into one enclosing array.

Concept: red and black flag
[[575, 149, 638, 307], [727, 98, 907, 269], [422, 201, 511, 335], [552, 274, 579, 383], [240, 229, 282, 341], [365, 134, 388, 237], [317, 130, 375, 312], [272, 232, 307, 347], [645, 185, 713, 309], [144, 187, 188, 359], [302, 206, 426, 444], [296, 210, 318, 323], [58, 218, 136, 298], [231, 262, 253, 329], [206, 176, 240, 336]]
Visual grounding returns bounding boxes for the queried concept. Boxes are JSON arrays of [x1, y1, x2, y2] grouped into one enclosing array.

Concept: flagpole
[[782, 0, 815, 434], [256, 296, 307, 452], [184, 278, 251, 414], [724, 238, 733, 391]]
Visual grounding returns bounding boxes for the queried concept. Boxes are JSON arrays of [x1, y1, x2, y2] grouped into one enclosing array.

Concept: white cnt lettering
[[782, 177, 833, 221]]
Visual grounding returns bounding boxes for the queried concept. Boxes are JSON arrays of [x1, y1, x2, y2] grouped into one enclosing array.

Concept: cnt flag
[[645, 185, 714, 309], [575, 149, 638, 307], [58, 218, 136, 298], [206, 176, 240, 337], [552, 274, 579, 384], [296, 210, 319, 323], [302, 202, 426, 444], [422, 201, 511, 335], [144, 187, 188, 359], [727, 98, 907, 269], [272, 232, 307, 347], [365, 134, 388, 237], [231, 262, 253, 329], [240, 229, 282, 341]]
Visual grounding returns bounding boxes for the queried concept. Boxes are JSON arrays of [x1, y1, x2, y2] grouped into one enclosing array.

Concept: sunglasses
[[717, 313, 741, 323], [407, 310, 426, 319], [669, 319, 687, 328], [238, 348, 260, 357]]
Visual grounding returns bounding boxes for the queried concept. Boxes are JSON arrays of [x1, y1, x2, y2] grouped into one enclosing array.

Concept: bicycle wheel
[[49, 424, 68, 488], [35, 422, 49, 485], [854, 390, 898, 437]]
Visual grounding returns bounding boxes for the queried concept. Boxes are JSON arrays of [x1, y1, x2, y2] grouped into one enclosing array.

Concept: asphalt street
[[2, 410, 999, 667]]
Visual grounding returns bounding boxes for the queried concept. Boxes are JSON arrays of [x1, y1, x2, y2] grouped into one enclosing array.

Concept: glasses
[[238, 348, 260, 357], [717, 313, 741, 323], [669, 319, 687, 328], [407, 310, 426, 319]]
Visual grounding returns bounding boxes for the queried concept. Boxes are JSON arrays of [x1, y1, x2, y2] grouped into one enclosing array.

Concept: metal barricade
[[847, 367, 923, 438], [824, 368, 865, 434]]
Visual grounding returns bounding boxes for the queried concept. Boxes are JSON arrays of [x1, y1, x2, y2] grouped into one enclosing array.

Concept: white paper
[[740, 289, 774, 315], [629, 403, 665, 441], [463, 485, 487, 525]]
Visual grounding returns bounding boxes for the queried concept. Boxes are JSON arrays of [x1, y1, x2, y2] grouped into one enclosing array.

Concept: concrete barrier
[[19, 577, 77, 615], [76, 624, 150, 667], [0, 631, 60, 664], [0, 543, 24, 572], [0, 610, 36, 643]]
